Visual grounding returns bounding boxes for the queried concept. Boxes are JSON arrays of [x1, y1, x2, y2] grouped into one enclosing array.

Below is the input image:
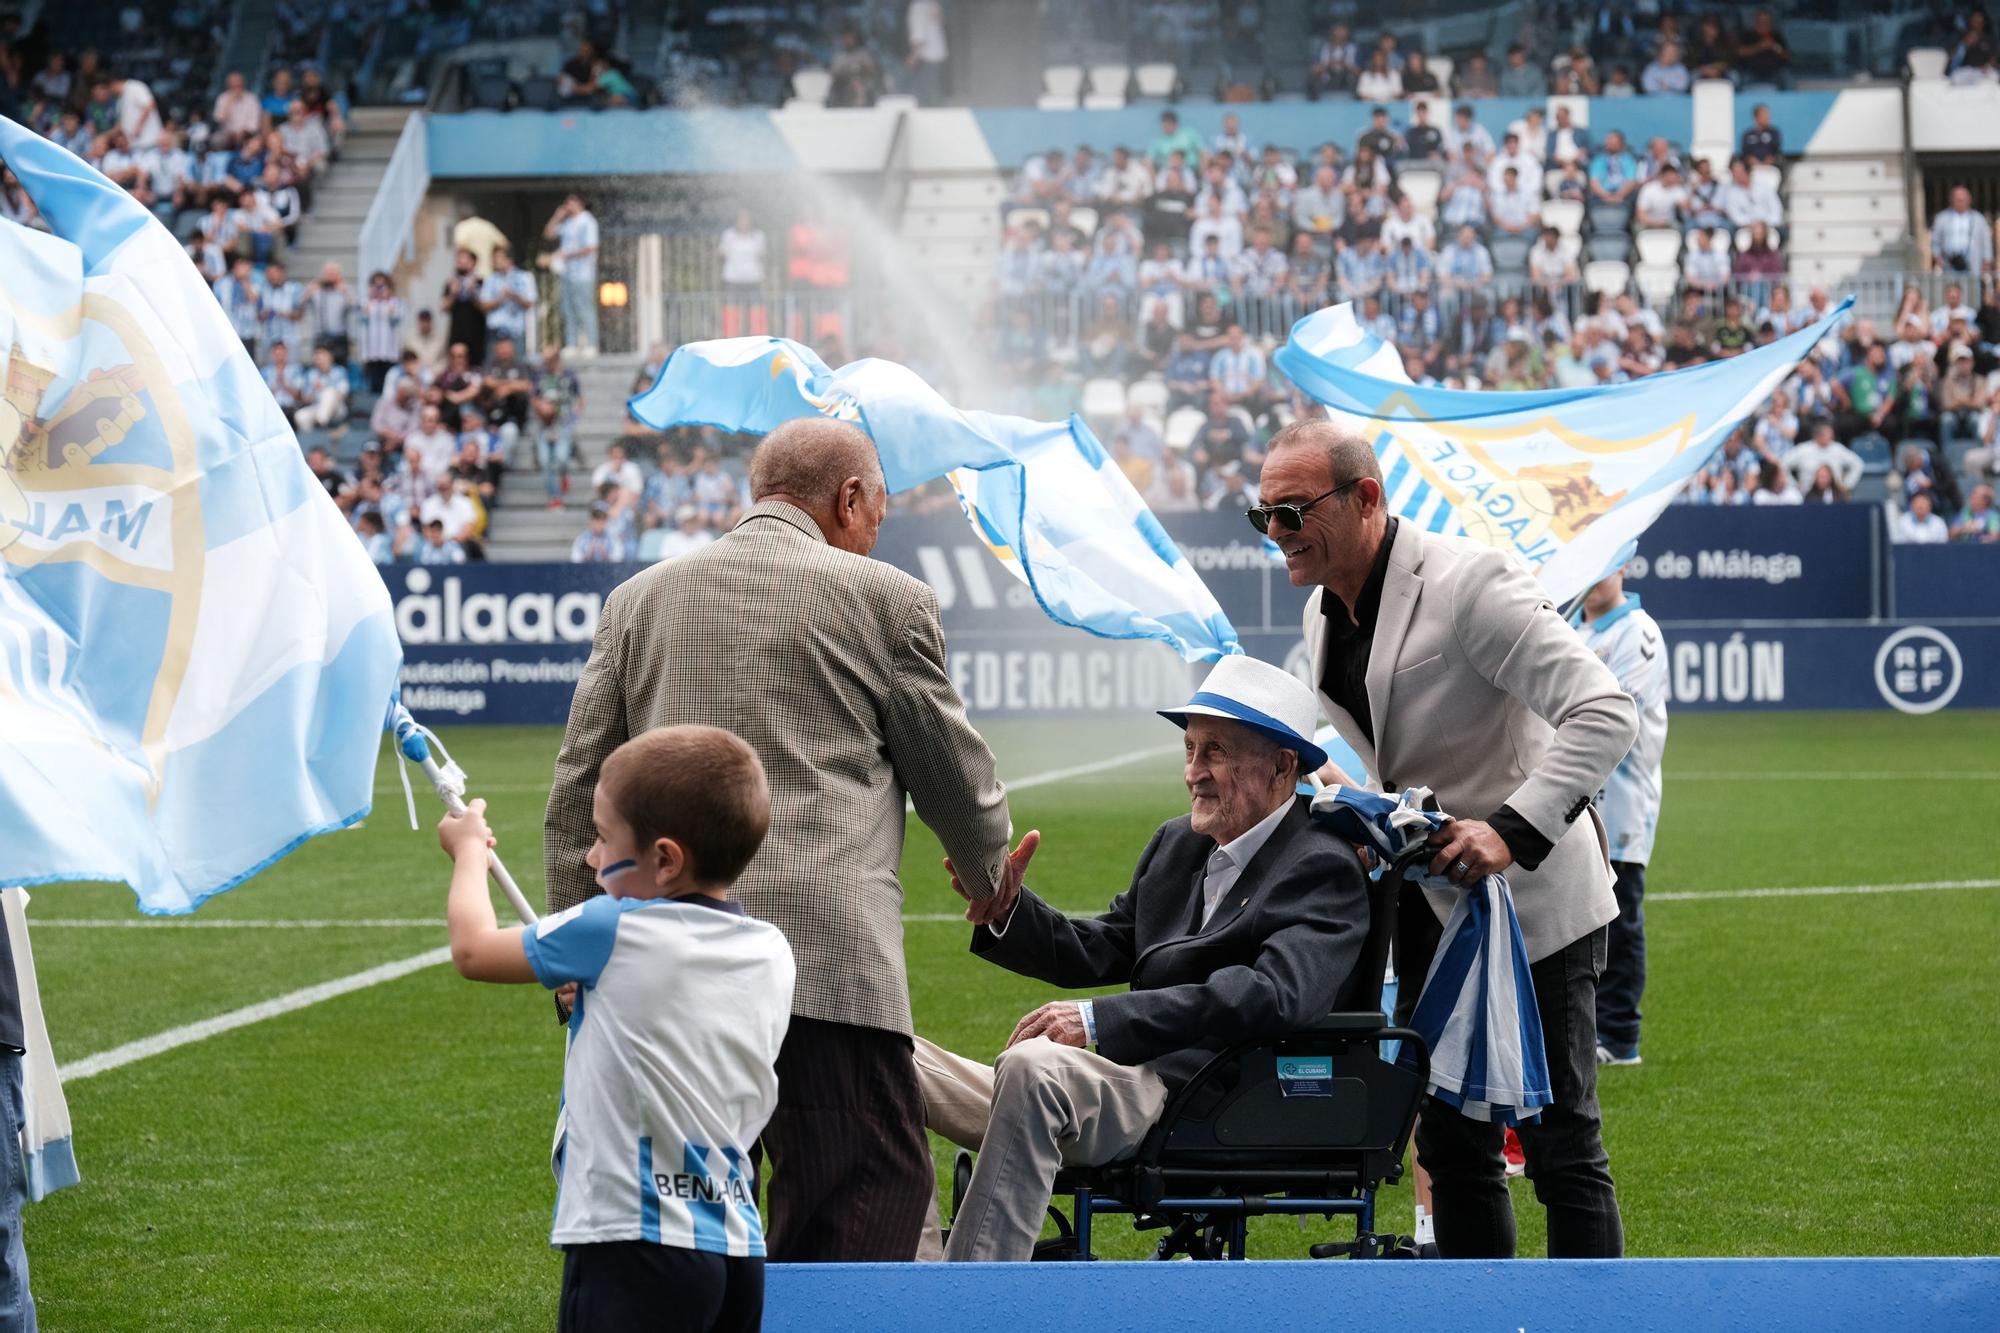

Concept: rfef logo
[[1873, 626, 1962, 714]]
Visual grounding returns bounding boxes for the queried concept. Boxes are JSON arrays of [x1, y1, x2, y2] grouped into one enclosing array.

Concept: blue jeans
[[535, 423, 574, 499], [0, 1054, 35, 1333], [560, 276, 598, 352], [1596, 861, 1647, 1052]]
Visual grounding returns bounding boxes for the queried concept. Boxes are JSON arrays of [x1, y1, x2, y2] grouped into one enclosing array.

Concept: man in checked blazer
[[1260, 419, 1638, 1260], [545, 418, 1034, 1262], [915, 655, 1371, 1262]]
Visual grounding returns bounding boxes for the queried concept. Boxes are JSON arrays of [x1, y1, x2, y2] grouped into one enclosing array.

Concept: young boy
[[438, 725, 794, 1333]]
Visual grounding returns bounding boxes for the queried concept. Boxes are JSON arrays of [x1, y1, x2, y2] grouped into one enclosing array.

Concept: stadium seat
[[516, 74, 558, 110], [468, 75, 512, 110], [1584, 260, 1632, 297], [1085, 64, 1130, 109], [1008, 206, 1052, 232], [1635, 228, 1683, 267], [951, 853, 1429, 1261], [1489, 234, 1532, 272], [1690, 144, 1734, 180], [1068, 206, 1100, 237], [1127, 378, 1169, 419], [1164, 407, 1207, 450], [1546, 94, 1589, 128], [1634, 263, 1680, 307], [1588, 203, 1632, 235], [1398, 169, 1443, 217], [1691, 79, 1733, 147], [1541, 199, 1584, 237], [1736, 226, 1780, 251], [1850, 431, 1893, 474], [1427, 55, 1454, 91], [1039, 64, 1085, 109], [1132, 62, 1179, 101], [1082, 378, 1127, 427], [1557, 234, 1583, 267], [876, 93, 919, 112], [1907, 47, 1950, 80], [1751, 163, 1783, 196], [791, 67, 833, 105], [1586, 233, 1630, 263]]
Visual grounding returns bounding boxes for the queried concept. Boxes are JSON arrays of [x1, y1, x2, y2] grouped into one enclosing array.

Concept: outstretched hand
[[945, 829, 1040, 927]]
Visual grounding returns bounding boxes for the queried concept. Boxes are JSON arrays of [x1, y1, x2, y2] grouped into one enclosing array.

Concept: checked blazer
[[544, 501, 1013, 1036]]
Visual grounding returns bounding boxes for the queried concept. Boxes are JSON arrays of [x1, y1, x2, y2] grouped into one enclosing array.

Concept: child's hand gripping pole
[[390, 704, 540, 925]]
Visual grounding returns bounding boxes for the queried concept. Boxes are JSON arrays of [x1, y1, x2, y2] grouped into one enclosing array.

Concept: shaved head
[[750, 418, 884, 508]]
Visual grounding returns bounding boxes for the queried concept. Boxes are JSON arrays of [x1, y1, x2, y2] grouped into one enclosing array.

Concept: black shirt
[[1405, 125, 1444, 161], [1316, 516, 1555, 869]]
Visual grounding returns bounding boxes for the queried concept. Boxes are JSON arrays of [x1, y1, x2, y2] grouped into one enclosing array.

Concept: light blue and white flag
[[1274, 297, 1856, 603], [629, 338, 1240, 661], [1311, 784, 1552, 1126], [0, 117, 402, 914]]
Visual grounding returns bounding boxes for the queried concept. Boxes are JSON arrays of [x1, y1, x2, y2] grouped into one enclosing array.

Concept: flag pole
[[388, 704, 539, 925]]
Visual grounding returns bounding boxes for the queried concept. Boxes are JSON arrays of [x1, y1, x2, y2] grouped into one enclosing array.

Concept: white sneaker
[[1596, 1043, 1642, 1066]]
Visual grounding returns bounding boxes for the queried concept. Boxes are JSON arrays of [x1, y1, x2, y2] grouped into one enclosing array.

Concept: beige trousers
[[913, 1033, 1169, 1262]]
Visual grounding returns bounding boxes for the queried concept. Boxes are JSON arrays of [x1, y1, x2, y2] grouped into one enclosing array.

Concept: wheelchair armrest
[[1303, 1011, 1388, 1034]]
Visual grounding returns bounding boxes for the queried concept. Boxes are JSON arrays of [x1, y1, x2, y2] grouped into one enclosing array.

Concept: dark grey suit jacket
[[972, 795, 1370, 1090]]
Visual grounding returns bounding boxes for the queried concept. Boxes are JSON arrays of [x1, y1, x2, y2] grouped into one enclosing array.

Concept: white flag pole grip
[[391, 704, 540, 925]]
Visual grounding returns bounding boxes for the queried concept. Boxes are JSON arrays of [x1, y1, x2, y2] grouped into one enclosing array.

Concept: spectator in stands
[[214, 253, 263, 357], [293, 344, 351, 432], [279, 101, 328, 179], [438, 341, 485, 430], [1736, 10, 1792, 89], [1398, 100, 1443, 163], [1589, 131, 1640, 209], [1436, 224, 1494, 305], [1930, 186, 1993, 275], [1682, 227, 1731, 295], [297, 67, 345, 143], [104, 74, 161, 149], [307, 262, 354, 366], [1602, 66, 1637, 97], [1309, 22, 1361, 99], [1014, 148, 1068, 205], [1489, 129, 1542, 197], [213, 71, 262, 142], [1499, 44, 1543, 97], [1783, 419, 1863, 495], [1489, 166, 1538, 237], [1547, 104, 1590, 169], [1950, 12, 1997, 77], [1358, 292, 1398, 343], [1634, 163, 1686, 229], [1835, 341, 1898, 442], [441, 247, 488, 368], [418, 518, 467, 566], [1689, 15, 1736, 82], [407, 403, 458, 496], [1336, 231, 1385, 301], [829, 25, 885, 108], [592, 440, 644, 509], [1444, 103, 1494, 170], [1684, 158, 1728, 231], [648, 504, 717, 561], [403, 306, 446, 370], [1940, 345, 1989, 443], [1455, 52, 1499, 99], [1711, 296, 1755, 357], [1722, 158, 1782, 229], [1799, 464, 1846, 505], [1145, 447, 1201, 512], [1230, 228, 1290, 335], [1099, 145, 1151, 208], [480, 243, 537, 349], [356, 510, 397, 564], [1357, 51, 1402, 102], [1147, 111, 1204, 170], [261, 340, 304, 417], [1193, 387, 1253, 480], [1641, 42, 1691, 95], [1292, 164, 1343, 239], [354, 271, 404, 394], [371, 375, 421, 460], [1752, 458, 1801, 504], [1437, 160, 1487, 234], [1529, 226, 1578, 290], [905, 0, 950, 105], [1065, 147, 1101, 204], [1740, 103, 1782, 165], [481, 336, 534, 450], [1735, 223, 1784, 298], [1953, 484, 2000, 541], [1401, 51, 1440, 97], [1892, 489, 1949, 543], [546, 193, 601, 356]]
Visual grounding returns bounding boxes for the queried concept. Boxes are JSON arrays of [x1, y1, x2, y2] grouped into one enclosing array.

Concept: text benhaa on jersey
[[657, 1164, 755, 1205]]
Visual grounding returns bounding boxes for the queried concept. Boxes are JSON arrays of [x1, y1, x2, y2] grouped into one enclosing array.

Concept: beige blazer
[[545, 501, 1013, 1036], [1304, 522, 1636, 961]]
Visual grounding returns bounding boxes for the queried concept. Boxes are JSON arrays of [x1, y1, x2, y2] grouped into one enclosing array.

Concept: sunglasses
[[1246, 480, 1359, 535]]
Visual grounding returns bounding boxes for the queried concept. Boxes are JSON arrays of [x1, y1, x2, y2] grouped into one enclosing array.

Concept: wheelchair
[[949, 841, 1433, 1262]]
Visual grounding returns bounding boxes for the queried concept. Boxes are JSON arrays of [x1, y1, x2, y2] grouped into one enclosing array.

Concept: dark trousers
[[558, 1242, 761, 1333], [1596, 861, 1648, 1052], [1396, 890, 1624, 1258], [757, 1016, 932, 1262]]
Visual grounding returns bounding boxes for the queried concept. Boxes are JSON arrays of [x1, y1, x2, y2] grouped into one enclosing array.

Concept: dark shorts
[[558, 1241, 763, 1333]]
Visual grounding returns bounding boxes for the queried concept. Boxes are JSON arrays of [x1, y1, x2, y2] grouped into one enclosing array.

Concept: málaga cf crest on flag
[[0, 116, 401, 914]]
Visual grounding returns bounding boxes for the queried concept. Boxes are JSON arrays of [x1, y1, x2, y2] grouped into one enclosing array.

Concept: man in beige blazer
[[545, 418, 1033, 1262], [1257, 419, 1637, 1259]]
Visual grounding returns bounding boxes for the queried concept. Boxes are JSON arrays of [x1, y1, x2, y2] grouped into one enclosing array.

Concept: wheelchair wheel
[[951, 1148, 974, 1220]]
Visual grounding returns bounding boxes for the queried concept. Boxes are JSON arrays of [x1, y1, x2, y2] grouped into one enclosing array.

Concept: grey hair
[[1265, 419, 1383, 494], [748, 418, 885, 508]]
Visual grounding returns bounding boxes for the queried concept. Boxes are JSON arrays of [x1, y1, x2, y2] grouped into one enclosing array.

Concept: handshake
[[943, 829, 1042, 926]]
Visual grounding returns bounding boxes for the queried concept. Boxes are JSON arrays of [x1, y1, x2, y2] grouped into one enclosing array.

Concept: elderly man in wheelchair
[[916, 656, 1426, 1262]]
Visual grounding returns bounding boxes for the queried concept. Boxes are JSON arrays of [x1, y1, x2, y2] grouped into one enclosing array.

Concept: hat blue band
[[1171, 691, 1329, 770]]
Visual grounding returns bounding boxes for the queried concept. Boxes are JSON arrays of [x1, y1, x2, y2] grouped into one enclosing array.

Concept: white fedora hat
[[1158, 654, 1328, 771]]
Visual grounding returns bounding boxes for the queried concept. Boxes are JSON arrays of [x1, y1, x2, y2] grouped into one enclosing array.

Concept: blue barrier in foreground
[[765, 1258, 2000, 1332]]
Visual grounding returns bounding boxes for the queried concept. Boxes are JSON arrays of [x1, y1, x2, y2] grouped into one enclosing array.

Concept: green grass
[[26, 713, 2000, 1328]]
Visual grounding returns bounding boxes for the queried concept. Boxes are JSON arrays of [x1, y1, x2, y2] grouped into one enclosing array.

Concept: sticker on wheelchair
[[1276, 1055, 1334, 1097]]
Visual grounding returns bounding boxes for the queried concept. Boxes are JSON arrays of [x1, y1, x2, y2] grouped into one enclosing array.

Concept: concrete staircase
[[484, 353, 649, 562], [1784, 155, 1919, 324], [896, 172, 1007, 316], [286, 106, 414, 282]]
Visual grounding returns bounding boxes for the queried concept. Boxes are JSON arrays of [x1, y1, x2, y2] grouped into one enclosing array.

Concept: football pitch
[[26, 711, 2000, 1329]]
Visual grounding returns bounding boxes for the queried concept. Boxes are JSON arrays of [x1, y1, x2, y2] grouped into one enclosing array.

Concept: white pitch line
[[1669, 771, 2000, 781], [34, 918, 439, 929], [1002, 743, 1181, 792], [1648, 878, 2000, 903], [57, 947, 450, 1083]]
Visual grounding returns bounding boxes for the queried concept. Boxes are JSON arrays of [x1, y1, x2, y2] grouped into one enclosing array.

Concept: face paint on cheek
[[594, 858, 638, 892]]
